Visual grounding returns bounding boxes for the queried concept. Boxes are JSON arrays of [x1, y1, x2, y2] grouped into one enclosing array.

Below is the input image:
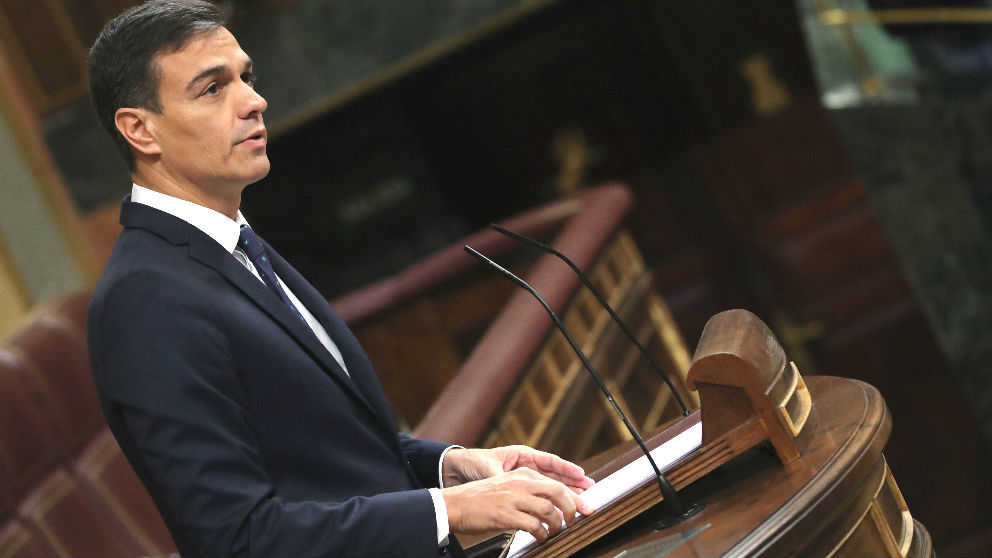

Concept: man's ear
[[115, 107, 161, 156]]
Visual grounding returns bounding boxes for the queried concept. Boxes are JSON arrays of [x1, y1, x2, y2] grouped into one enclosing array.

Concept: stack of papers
[[506, 421, 703, 558]]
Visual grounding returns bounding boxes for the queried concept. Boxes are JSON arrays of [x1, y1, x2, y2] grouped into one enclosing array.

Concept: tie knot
[[239, 225, 266, 261]]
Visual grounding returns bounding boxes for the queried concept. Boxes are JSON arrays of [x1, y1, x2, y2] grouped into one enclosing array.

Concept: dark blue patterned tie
[[238, 225, 306, 322]]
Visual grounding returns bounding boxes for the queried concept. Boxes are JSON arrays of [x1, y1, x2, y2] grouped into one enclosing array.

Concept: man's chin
[[244, 159, 271, 185]]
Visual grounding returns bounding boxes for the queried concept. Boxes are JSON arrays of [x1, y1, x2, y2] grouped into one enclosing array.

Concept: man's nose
[[240, 82, 267, 118]]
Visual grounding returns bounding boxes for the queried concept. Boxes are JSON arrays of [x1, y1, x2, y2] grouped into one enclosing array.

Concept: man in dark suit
[[85, 1, 594, 556]]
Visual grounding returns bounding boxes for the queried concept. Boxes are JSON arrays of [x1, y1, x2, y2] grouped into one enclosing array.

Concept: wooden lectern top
[[578, 376, 911, 557], [489, 310, 931, 558]]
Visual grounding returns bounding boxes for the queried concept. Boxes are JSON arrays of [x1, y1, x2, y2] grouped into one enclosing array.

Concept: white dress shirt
[[129, 184, 453, 546]]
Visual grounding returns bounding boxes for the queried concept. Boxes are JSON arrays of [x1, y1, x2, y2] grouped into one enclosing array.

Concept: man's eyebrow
[[186, 60, 254, 92]]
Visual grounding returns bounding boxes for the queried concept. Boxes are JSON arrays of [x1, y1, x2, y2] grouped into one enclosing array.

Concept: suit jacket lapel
[[121, 201, 378, 418], [265, 243, 401, 436]]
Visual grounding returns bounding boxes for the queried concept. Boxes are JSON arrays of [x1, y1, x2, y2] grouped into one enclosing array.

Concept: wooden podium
[[479, 309, 933, 558]]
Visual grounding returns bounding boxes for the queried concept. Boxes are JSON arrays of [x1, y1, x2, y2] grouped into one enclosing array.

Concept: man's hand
[[442, 445, 594, 493], [440, 468, 595, 543], [440, 446, 596, 543]]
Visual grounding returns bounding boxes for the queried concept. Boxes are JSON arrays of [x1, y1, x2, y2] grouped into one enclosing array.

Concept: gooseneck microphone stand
[[464, 245, 703, 528], [489, 223, 690, 417]]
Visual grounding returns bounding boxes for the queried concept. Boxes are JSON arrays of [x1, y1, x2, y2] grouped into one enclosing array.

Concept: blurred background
[[1, 0, 990, 554]]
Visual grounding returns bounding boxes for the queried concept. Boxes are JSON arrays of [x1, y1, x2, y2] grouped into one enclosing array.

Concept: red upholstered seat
[[16, 469, 148, 557], [48, 291, 90, 334], [0, 291, 177, 557], [0, 518, 58, 557], [7, 312, 103, 457], [0, 348, 62, 512], [72, 429, 175, 556]]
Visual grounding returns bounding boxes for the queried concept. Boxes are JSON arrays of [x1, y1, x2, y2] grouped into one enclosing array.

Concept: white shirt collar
[[131, 183, 248, 253], [129, 185, 351, 375]]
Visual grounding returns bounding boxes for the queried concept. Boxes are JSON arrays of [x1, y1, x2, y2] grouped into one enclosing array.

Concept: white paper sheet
[[506, 421, 703, 558]]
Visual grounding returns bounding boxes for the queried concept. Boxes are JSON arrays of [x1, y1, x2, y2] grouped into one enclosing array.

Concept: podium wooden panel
[[543, 376, 931, 558]]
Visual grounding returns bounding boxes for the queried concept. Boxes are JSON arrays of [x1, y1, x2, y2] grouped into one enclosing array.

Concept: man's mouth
[[239, 128, 266, 146]]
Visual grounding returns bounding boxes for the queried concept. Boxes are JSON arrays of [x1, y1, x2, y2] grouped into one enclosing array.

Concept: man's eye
[[241, 72, 256, 87], [203, 83, 220, 96]]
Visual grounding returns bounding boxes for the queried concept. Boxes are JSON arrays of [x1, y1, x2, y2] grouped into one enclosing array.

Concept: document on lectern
[[506, 420, 703, 558]]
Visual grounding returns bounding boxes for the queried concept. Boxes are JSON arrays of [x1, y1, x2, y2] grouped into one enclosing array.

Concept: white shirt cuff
[[428, 488, 450, 547], [437, 445, 463, 488], [431, 445, 464, 546]]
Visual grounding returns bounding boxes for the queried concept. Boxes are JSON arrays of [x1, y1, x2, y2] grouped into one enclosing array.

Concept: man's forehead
[[156, 28, 250, 77]]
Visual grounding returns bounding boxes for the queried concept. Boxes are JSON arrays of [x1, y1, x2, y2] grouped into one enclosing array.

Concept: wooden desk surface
[[570, 376, 929, 557]]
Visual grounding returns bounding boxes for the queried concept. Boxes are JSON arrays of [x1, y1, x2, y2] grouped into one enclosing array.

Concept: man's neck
[[131, 169, 242, 220]]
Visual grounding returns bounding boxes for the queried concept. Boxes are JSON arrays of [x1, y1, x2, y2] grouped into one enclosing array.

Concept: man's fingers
[[443, 469, 596, 540], [539, 470, 595, 491], [512, 464, 592, 495], [529, 449, 584, 474], [511, 511, 550, 543], [517, 494, 563, 537], [516, 474, 585, 529], [574, 494, 595, 518], [524, 451, 595, 489]]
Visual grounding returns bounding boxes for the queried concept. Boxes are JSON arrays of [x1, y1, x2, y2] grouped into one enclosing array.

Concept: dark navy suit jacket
[[88, 199, 453, 556]]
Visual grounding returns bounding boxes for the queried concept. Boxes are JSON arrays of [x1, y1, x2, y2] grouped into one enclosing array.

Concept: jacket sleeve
[[398, 433, 453, 489], [89, 271, 445, 557]]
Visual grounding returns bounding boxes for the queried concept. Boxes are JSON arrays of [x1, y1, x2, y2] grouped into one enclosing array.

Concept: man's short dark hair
[[88, 0, 225, 169]]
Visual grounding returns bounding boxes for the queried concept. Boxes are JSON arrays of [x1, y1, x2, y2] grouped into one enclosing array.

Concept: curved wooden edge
[[908, 519, 934, 558], [734, 377, 892, 556], [519, 377, 894, 558], [687, 309, 786, 392], [686, 309, 815, 463], [408, 184, 634, 445]]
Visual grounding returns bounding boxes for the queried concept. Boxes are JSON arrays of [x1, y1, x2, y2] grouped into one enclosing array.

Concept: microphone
[[489, 223, 690, 417], [463, 245, 703, 527]]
